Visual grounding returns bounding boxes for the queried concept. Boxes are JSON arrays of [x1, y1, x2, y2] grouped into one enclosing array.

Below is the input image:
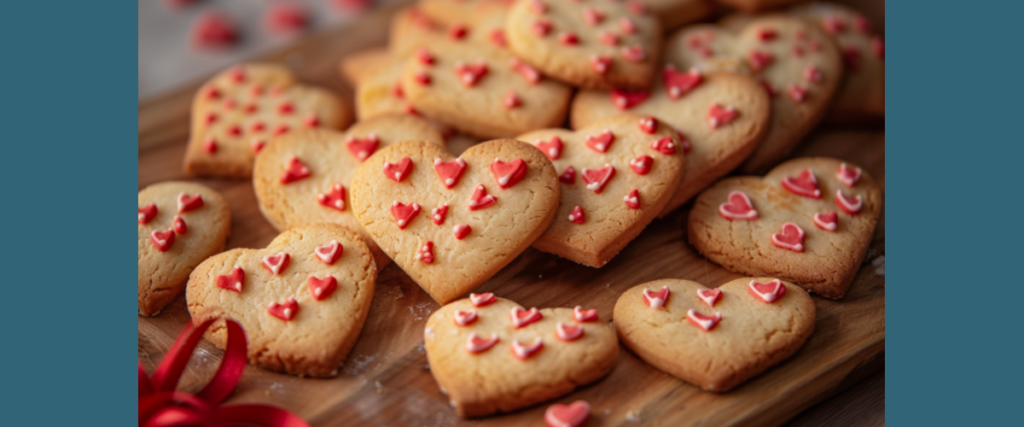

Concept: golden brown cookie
[[614, 277, 815, 392], [400, 38, 573, 138], [252, 114, 445, 267], [517, 114, 686, 267], [571, 71, 771, 216], [664, 16, 843, 173], [184, 63, 350, 178], [506, 0, 663, 90], [687, 157, 881, 299], [425, 295, 618, 417], [138, 181, 230, 316], [350, 140, 560, 304], [186, 224, 376, 377], [648, 0, 715, 31]]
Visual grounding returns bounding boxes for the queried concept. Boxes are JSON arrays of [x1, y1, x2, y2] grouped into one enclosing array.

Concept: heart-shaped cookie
[[791, 3, 885, 121], [506, 0, 663, 90], [517, 113, 686, 267], [425, 295, 618, 417], [688, 157, 881, 299], [614, 277, 815, 392], [139, 182, 231, 316], [571, 70, 771, 216], [186, 223, 376, 377], [400, 38, 573, 138], [252, 114, 444, 267], [664, 16, 843, 173], [350, 139, 560, 304], [184, 63, 350, 178]]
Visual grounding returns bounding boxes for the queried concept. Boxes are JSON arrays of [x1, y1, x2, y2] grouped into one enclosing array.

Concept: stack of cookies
[[140, 0, 883, 423]]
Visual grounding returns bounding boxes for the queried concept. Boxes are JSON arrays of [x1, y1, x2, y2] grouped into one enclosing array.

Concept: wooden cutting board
[[138, 3, 885, 425]]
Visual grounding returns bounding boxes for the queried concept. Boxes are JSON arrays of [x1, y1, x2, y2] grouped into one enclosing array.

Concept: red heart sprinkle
[[758, 28, 778, 41], [643, 286, 669, 309], [574, 306, 598, 322], [620, 17, 636, 34], [718, 190, 758, 220], [556, 322, 584, 341], [771, 223, 805, 252], [545, 401, 590, 427], [470, 292, 496, 307], [138, 204, 157, 224], [620, 45, 645, 62], [626, 0, 647, 14], [490, 158, 527, 189], [535, 136, 563, 160], [449, 23, 468, 40], [687, 309, 722, 331], [558, 32, 579, 45], [585, 129, 615, 153], [581, 164, 615, 194], [748, 50, 774, 71], [599, 31, 619, 46], [837, 163, 862, 187], [250, 139, 266, 153], [308, 275, 338, 301], [432, 204, 449, 225], [624, 189, 641, 209], [509, 58, 541, 84], [490, 29, 507, 47], [697, 288, 723, 307], [610, 89, 649, 110], [629, 155, 652, 175], [804, 65, 823, 83], [568, 205, 585, 224], [454, 61, 489, 87], [814, 210, 838, 231], [191, 11, 238, 49], [262, 252, 290, 275], [504, 90, 522, 109], [638, 116, 657, 134], [822, 15, 846, 34], [583, 7, 605, 25], [531, 20, 552, 37], [529, 0, 547, 14], [556, 165, 576, 184], [413, 72, 431, 85], [177, 193, 204, 213], [708, 103, 738, 129], [216, 267, 245, 292], [304, 113, 319, 128], [347, 134, 380, 162], [466, 333, 499, 354], [280, 157, 311, 184], [415, 47, 435, 65], [317, 183, 346, 211], [453, 224, 472, 240], [781, 169, 821, 198], [650, 137, 677, 154], [469, 185, 497, 210], [663, 65, 703, 100], [788, 84, 807, 102], [315, 240, 343, 265], [835, 190, 863, 214], [150, 229, 175, 252], [454, 310, 478, 326], [416, 241, 435, 263], [511, 307, 542, 328], [748, 279, 786, 303], [383, 157, 413, 182], [267, 298, 299, 321], [173, 215, 187, 234], [590, 54, 612, 74], [391, 201, 421, 229]]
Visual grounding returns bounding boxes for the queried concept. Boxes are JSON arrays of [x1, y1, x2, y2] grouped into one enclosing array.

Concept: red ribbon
[[138, 319, 309, 427]]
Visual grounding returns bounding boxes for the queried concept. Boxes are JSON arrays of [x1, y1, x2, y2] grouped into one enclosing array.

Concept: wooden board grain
[[138, 3, 885, 425]]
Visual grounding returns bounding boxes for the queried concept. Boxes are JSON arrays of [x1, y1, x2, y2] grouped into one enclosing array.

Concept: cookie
[[664, 16, 843, 173], [571, 70, 771, 216], [350, 140, 560, 304], [614, 277, 815, 392], [186, 223, 376, 377], [506, 0, 663, 90], [252, 114, 445, 268], [791, 2, 885, 121], [400, 38, 573, 138], [184, 63, 350, 178], [687, 157, 881, 299], [339, 48, 411, 120], [424, 295, 618, 417], [517, 113, 686, 267], [138, 181, 231, 316], [648, 0, 715, 31], [715, 0, 804, 13]]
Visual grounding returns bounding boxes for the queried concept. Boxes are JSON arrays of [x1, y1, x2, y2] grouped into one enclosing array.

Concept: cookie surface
[[665, 16, 843, 173], [186, 223, 376, 377], [253, 114, 445, 267], [687, 157, 881, 299], [649, 0, 715, 31], [400, 39, 573, 138], [571, 71, 771, 216], [138, 181, 231, 316], [791, 2, 885, 121], [350, 140, 560, 304], [614, 278, 815, 392], [715, 0, 804, 13], [506, 0, 663, 90], [518, 114, 686, 267], [184, 63, 350, 178], [389, 4, 510, 55], [425, 296, 618, 417]]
